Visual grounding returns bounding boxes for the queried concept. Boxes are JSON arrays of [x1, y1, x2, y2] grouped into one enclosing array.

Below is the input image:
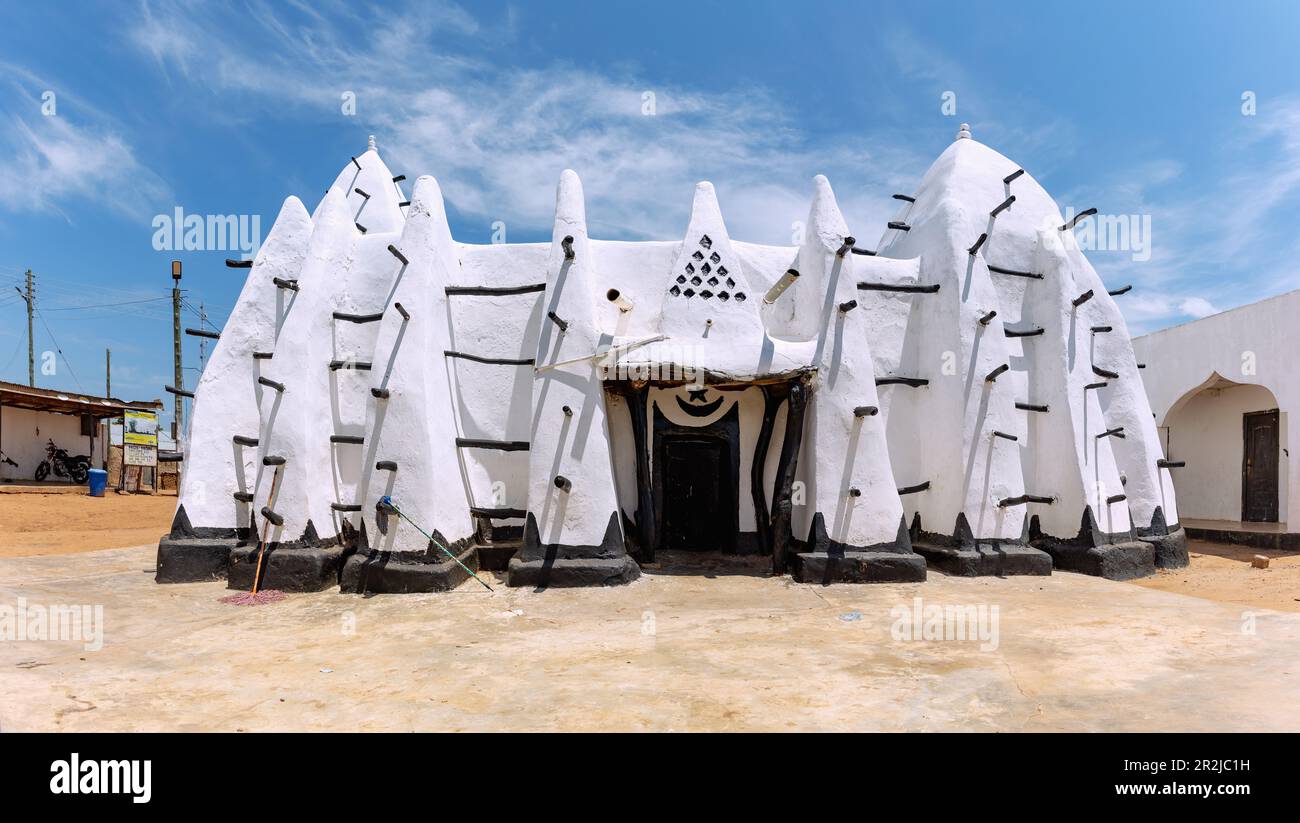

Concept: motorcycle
[[34, 438, 91, 484]]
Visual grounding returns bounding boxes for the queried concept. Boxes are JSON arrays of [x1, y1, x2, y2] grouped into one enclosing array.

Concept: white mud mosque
[[156, 125, 1187, 592]]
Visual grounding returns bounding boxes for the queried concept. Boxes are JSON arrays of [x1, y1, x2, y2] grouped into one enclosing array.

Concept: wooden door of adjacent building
[[1242, 409, 1280, 522]]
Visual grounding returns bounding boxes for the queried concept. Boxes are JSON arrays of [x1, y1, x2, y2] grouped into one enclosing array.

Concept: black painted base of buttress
[[506, 511, 640, 588], [340, 543, 478, 594], [227, 543, 349, 592], [154, 504, 240, 583], [1031, 507, 1156, 581], [790, 514, 928, 584], [909, 512, 1053, 577]]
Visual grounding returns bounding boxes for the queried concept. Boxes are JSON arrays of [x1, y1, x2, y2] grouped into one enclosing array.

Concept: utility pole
[[171, 261, 184, 439], [105, 349, 111, 397], [11, 270, 35, 386], [198, 302, 208, 370]]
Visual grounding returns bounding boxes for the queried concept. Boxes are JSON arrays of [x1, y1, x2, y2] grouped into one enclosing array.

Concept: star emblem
[[687, 387, 709, 403]]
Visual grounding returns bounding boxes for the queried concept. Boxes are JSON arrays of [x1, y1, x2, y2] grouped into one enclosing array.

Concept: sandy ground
[[1, 545, 1298, 732], [0, 492, 175, 558], [1132, 540, 1300, 613]]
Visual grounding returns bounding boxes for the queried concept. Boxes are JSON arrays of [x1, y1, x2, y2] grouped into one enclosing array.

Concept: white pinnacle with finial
[[956, 123, 971, 140], [367, 134, 377, 151]]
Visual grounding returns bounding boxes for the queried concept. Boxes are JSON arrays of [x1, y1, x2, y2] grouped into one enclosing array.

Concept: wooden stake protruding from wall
[[985, 363, 1010, 382], [998, 494, 1054, 507], [1059, 208, 1097, 231]]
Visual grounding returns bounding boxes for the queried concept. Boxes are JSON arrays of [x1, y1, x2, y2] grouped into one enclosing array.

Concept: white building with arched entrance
[[1134, 290, 1299, 549]]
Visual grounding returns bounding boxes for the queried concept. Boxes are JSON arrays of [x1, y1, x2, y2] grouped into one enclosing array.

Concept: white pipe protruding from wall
[[606, 288, 633, 313], [764, 268, 800, 304], [535, 334, 667, 373]]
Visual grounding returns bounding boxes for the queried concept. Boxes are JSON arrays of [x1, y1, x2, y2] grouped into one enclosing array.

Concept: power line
[[0, 335, 23, 372], [43, 297, 174, 311], [0, 266, 181, 310], [183, 297, 227, 328], [34, 305, 84, 393], [2, 263, 234, 325], [0, 273, 175, 321]]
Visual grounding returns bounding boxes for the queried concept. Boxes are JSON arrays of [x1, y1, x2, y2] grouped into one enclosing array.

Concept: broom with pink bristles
[[220, 466, 287, 606]]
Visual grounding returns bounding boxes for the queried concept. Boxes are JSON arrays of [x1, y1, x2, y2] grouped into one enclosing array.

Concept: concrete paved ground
[[1183, 518, 1290, 534], [1, 545, 1297, 732]]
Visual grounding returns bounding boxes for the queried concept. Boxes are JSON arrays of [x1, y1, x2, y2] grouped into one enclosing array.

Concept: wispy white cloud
[[121, 0, 1292, 338], [1178, 296, 1219, 317], [1060, 97, 1300, 334], [123, 0, 930, 245], [0, 63, 170, 221]]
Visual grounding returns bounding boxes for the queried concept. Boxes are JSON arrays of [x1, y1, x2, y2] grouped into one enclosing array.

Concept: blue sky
[[2, 0, 1300, 434]]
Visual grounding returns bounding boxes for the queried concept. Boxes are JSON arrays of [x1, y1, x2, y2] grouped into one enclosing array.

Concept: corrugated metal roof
[[0, 380, 164, 417]]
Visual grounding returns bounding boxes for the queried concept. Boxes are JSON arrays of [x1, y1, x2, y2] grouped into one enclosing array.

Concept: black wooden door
[[1242, 409, 1280, 522], [662, 439, 724, 551]]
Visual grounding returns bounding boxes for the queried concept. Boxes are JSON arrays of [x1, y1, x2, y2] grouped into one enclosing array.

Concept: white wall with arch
[[1135, 289, 1300, 526], [1160, 379, 1286, 522]]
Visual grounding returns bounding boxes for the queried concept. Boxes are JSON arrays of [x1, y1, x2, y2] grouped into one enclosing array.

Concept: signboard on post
[[123, 409, 158, 467]]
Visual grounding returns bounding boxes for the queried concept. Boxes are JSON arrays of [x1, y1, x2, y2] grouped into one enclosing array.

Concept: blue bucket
[[88, 468, 108, 497]]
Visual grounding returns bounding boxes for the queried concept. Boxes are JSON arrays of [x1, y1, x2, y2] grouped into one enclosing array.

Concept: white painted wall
[[1161, 384, 1285, 522], [801, 177, 906, 548], [357, 176, 474, 551], [176, 196, 312, 531], [0, 407, 89, 481], [874, 136, 1029, 541], [870, 133, 1166, 540], [444, 243, 548, 521], [1135, 289, 1300, 527], [526, 170, 624, 549]]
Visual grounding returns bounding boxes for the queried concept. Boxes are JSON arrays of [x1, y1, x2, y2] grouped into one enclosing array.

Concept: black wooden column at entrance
[[751, 385, 783, 558], [770, 380, 808, 575], [625, 383, 657, 561]]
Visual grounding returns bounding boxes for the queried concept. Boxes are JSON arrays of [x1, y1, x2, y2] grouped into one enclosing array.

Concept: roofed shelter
[[0, 380, 163, 484]]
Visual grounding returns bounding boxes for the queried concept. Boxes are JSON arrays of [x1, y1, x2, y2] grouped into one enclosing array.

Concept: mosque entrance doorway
[[653, 401, 741, 554], [660, 437, 731, 551]]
